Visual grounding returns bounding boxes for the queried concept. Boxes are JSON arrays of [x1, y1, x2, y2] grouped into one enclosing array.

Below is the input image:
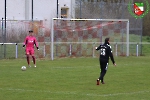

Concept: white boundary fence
[[0, 42, 149, 59]]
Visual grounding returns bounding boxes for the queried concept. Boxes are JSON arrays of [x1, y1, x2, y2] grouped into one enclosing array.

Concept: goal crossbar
[[53, 18, 129, 22]]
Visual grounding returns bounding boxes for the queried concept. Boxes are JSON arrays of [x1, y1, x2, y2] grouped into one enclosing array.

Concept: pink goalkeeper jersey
[[24, 36, 38, 48]]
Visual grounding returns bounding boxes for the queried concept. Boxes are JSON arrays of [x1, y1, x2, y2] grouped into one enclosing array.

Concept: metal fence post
[[92, 42, 95, 58], [69, 43, 72, 56], [115, 43, 118, 56], [136, 43, 138, 57], [43, 44, 45, 57], [15, 43, 18, 58]]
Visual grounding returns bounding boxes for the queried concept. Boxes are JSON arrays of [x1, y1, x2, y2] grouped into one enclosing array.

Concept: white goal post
[[51, 18, 129, 60]]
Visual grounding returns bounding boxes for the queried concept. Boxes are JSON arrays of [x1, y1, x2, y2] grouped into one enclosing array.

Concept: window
[[61, 7, 69, 18]]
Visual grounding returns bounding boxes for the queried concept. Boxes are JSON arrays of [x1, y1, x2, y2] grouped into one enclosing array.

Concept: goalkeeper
[[23, 30, 39, 67], [95, 38, 116, 85]]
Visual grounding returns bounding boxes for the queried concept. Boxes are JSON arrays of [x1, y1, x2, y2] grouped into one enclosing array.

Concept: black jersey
[[96, 43, 115, 64]]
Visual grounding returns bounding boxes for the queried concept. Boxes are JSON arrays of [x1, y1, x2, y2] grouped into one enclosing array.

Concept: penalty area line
[[0, 88, 149, 97], [86, 90, 150, 97]]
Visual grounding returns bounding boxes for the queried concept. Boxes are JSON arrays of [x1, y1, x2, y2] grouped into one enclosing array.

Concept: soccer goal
[[51, 18, 129, 60]]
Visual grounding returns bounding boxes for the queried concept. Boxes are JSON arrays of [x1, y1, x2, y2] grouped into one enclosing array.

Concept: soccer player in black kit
[[96, 38, 116, 85]]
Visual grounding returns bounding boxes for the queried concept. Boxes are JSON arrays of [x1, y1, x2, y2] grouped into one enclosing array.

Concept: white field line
[[50, 66, 96, 69], [86, 90, 150, 97], [0, 88, 149, 97], [51, 67, 77, 69]]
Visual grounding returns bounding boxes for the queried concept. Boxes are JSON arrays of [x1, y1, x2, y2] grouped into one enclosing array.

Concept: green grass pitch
[[0, 56, 150, 100]]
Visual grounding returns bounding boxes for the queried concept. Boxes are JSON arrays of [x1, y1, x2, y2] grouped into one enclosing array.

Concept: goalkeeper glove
[[37, 47, 39, 51]]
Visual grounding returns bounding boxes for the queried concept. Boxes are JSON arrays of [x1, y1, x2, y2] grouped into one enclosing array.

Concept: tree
[[75, 0, 150, 36]]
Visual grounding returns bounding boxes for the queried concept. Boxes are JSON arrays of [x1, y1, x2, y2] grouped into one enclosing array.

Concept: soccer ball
[[21, 66, 26, 71]]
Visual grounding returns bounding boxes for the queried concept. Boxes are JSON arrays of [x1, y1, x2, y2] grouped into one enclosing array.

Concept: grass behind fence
[[0, 56, 150, 100]]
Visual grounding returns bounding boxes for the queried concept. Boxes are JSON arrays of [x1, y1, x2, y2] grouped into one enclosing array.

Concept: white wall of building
[[0, 0, 75, 27]]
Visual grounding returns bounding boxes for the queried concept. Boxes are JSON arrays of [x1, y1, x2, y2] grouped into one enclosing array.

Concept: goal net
[[51, 18, 129, 60]]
